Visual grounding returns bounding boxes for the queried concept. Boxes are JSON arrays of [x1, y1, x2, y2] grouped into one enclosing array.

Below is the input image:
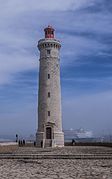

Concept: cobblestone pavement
[[14, 146, 112, 155], [0, 159, 112, 179]]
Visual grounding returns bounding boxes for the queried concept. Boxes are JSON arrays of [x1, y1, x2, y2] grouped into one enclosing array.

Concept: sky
[[0, 0, 112, 137]]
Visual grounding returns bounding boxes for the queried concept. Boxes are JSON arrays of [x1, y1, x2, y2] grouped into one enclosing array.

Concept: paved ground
[[0, 159, 112, 179], [0, 146, 112, 178], [14, 146, 112, 155]]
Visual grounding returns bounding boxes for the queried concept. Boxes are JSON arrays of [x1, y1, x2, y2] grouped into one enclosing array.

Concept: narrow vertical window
[[48, 92, 50, 98], [48, 111, 50, 116], [47, 49, 51, 55], [48, 74, 50, 79]]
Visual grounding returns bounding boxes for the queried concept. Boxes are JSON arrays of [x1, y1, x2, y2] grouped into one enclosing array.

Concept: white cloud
[[0, 0, 111, 85], [0, 0, 95, 16], [60, 34, 107, 66], [0, 52, 37, 85]]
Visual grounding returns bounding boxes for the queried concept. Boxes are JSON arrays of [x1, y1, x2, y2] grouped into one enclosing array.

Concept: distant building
[[76, 128, 93, 138], [64, 128, 93, 141]]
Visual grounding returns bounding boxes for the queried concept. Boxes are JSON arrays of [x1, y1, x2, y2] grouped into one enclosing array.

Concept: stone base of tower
[[36, 132, 44, 147], [36, 131, 64, 148], [53, 132, 64, 147]]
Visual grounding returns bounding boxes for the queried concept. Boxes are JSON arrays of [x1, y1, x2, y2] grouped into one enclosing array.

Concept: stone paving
[[0, 159, 112, 179], [14, 146, 112, 155], [0, 146, 112, 178]]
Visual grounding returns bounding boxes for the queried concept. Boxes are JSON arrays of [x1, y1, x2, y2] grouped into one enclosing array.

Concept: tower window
[[48, 92, 50, 98], [48, 74, 50, 79], [47, 50, 51, 55], [48, 111, 50, 116]]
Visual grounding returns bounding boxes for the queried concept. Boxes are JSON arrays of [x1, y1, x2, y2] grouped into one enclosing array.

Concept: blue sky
[[0, 0, 112, 136]]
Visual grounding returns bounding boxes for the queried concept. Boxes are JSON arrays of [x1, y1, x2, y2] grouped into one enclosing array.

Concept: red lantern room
[[44, 25, 55, 39]]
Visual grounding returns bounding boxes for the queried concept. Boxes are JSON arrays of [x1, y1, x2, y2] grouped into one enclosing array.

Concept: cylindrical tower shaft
[[36, 26, 64, 147]]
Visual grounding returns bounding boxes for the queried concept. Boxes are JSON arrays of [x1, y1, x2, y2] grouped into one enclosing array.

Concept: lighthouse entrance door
[[44, 122, 55, 147], [46, 127, 52, 139]]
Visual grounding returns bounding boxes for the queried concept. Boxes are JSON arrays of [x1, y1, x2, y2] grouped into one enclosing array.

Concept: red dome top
[[44, 25, 55, 39]]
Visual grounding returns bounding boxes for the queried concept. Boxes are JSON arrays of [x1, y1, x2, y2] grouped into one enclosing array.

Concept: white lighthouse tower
[[36, 26, 64, 147]]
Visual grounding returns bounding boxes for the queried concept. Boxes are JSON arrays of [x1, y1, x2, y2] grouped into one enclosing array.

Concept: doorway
[[46, 127, 52, 139]]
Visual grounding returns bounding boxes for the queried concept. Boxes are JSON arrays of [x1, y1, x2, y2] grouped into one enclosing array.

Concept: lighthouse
[[36, 26, 64, 147]]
